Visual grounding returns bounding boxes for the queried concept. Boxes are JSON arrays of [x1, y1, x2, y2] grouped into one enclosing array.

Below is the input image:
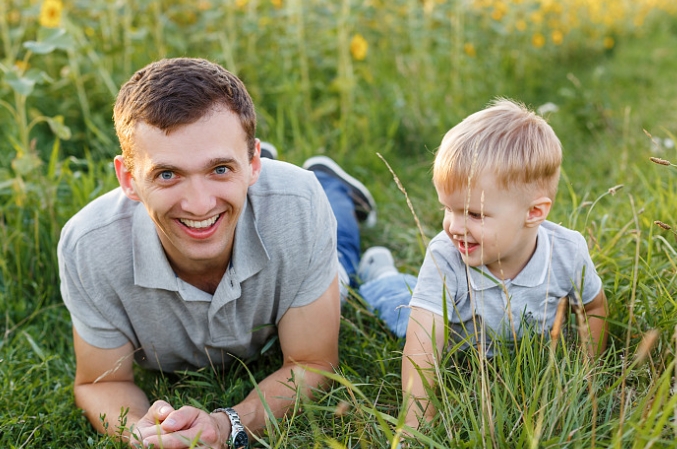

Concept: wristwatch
[[213, 407, 249, 449]]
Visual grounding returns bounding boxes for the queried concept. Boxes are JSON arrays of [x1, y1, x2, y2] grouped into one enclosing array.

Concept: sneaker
[[357, 246, 399, 283], [260, 141, 278, 160], [303, 155, 377, 227]]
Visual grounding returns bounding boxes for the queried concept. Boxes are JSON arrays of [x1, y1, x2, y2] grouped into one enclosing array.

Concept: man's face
[[115, 108, 261, 276], [437, 171, 539, 280]]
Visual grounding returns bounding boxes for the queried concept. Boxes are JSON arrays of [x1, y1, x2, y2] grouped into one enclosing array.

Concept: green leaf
[[24, 68, 53, 84], [47, 115, 71, 140], [11, 152, 43, 176], [22, 331, 46, 362], [24, 28, 74, 54], [4, 71, 36, 96], [45, 28, 74, 50], [23, 40, 58, 54]]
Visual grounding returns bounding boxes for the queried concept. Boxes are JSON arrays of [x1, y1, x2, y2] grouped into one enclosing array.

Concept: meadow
[[2, 0, 677, 447]]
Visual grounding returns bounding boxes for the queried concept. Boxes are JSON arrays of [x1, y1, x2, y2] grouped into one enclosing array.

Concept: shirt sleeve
[[58, 230, 130, 349], [286, 176, 339, 309], [569, 233, 603, 306]]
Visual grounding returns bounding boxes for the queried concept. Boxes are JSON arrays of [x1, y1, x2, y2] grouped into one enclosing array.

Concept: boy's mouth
[[457, 239, 479, 255]]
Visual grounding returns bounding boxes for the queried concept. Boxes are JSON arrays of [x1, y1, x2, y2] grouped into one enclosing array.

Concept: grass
[[2, 0, 677, 447]]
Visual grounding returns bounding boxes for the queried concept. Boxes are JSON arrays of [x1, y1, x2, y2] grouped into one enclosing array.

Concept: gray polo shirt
[[410, 221, 603, 350], [58, 159, 338, 372]]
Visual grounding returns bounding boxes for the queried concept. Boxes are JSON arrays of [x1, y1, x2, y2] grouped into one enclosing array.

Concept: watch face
[[233, 431, 249, 448]]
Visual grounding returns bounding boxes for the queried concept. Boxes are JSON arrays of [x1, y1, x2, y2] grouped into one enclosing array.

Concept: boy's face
[[114, 108, 261, 277], [437, 171, 545, 280]]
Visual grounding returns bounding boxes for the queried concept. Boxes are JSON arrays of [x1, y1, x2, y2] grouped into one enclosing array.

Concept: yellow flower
[[14, 60, 30, 72], [198, 0, 212, 11], [603, 36, 615, 49], [9, 9, 21, 24], [464, 42, 476, 57], [423, 0, 435, 15], [39, 0, 63, 28], [84, 26, 95, 37], [350, 34, 368, 61], [532, 32, 545, 48], [516, 19, 527, 31], [236, 0, 248, 10], [491, 8, 504, 20], [551, 29, 563, 45], [271, 0, 283, 8]]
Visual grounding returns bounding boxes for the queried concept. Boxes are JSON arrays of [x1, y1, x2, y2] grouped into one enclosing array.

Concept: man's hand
[[137, 402, 231, 449], [128, 400, 174, 447]]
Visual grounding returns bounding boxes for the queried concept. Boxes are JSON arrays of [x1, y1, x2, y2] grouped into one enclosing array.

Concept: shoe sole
[[303, 156, 377, 227], [260, 141, 278, 160]]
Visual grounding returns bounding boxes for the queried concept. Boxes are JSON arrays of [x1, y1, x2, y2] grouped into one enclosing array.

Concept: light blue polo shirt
[[409, 221, 603, 351], [58, 159, 338, 372]]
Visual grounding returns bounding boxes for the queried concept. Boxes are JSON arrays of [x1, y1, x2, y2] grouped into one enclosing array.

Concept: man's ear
[[114, 155, 141, 202], [248, 138, 262, 187], [525, 196, 552, 228]]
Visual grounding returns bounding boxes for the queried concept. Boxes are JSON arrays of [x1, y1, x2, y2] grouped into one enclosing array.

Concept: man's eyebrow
[[144, 162, 180, 182], [207, 157, 238, 168]]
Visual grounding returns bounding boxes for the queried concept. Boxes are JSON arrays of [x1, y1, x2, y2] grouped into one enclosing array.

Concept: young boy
[[401, 98, 608, 429]]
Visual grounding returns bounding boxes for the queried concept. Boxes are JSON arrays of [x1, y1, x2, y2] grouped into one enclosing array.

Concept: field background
[[2, 0, 677, 447]]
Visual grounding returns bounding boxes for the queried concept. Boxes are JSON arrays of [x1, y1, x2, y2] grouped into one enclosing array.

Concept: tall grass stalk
[[616, 195, 642, 447]]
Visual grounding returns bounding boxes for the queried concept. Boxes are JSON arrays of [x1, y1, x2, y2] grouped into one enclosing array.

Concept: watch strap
[[213, 407, 249, 449]]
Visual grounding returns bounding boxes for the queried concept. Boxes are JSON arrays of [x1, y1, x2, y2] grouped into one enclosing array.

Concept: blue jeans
[[314, 171, 361, 284], [316, 170, 414, 337], [358, 273, 416, 338]]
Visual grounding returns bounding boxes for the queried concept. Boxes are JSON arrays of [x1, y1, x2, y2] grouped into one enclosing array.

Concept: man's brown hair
[[114, 58, 256, 171]]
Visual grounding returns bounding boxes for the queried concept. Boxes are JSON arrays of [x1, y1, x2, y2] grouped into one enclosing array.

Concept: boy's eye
[[467, 211, 482, 219], [214, 166, 229, 175], [159, 171, 174, 180]]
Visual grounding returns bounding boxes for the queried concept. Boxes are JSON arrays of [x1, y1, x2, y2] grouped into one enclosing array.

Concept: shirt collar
[[230, 197, 269, 282], [467, 225, 551, 290], [132, 197, 269, 291]]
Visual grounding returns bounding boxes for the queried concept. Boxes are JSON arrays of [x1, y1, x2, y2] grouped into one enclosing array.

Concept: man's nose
[[181, 178, 217, 216]]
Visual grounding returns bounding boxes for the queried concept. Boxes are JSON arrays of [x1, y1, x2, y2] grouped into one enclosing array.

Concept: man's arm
[[145, 275, 341, 448], [401, 307, 446, 430], [72, 327, 156, 444], [577, 289, 608, 357], [232, 274, 341, 431]]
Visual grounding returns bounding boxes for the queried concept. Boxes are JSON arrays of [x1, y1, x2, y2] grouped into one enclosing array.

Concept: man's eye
[[159, 171, 174, 180], [214, 166, 229, 175]]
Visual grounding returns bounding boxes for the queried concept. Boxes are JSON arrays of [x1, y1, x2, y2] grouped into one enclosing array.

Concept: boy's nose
[[445, 214, 465, 236]]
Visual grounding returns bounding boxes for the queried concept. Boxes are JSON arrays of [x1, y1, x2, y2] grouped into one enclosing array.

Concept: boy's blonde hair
[[433, 98, 562, 199]]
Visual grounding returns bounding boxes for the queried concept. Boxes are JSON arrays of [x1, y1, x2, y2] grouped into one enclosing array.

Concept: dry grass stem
[[607, 184, 624, 195], [650, 156, 671, 166], [334, 400, 351, 417], [633, 329, 660, 365], [550, 296, 569, 347], [654, 220, 672, 230], [376, 153, 429, 248]]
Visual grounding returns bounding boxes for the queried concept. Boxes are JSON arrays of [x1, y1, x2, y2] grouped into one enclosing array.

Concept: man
[[58, 58, 375, 448]]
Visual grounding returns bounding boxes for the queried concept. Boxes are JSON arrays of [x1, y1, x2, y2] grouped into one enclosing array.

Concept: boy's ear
[[525, 196, 552, 228], [114, 155, 141, 202]]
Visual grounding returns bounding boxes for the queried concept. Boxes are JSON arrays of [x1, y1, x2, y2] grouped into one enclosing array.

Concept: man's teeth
[[180, 214, 219, 229]]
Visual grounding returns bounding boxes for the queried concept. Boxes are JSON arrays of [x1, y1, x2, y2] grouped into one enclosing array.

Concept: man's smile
[[179, 213, 221, 229]]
